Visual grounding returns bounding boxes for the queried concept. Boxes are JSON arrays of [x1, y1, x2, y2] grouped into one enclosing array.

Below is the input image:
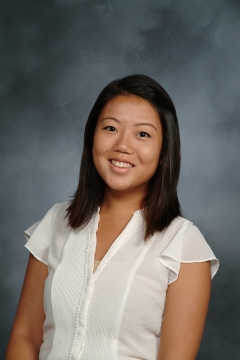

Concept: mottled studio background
[[1, 0, 240, 358]]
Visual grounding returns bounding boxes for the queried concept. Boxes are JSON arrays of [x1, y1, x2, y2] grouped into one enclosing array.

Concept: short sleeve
[[24, 203, 59, 265], [159, 220, 219, 284]]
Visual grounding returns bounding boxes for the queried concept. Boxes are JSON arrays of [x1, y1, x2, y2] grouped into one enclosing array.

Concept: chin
[[105, 181, 132, 192], [106, 182, 146, 194], [108, 185, 131, 192]]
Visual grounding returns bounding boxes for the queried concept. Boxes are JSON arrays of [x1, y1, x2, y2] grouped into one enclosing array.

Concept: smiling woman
[[67, 75, 182, 240], [92, 95, 163, 194], [6, 75, 219, 360]]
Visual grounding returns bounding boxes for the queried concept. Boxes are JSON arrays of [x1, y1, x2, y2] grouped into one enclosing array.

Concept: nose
[[113, 132, 133, 154]]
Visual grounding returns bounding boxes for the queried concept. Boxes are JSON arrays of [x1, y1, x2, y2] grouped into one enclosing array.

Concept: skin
[[158, 262, 211, 360], [6, 95, 211, 359], [93, 95, 163, 197], [5, 254, 47, 360], [93, 95, 163, 260], [93, 95, 211, 359]]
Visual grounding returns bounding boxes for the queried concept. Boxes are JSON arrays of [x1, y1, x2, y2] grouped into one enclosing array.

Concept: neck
[[101, 187, 145, 215]]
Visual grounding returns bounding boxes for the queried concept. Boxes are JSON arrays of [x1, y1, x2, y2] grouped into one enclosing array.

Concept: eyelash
[[104, 126, 116, 132], [103, 126, 150, 138], [138, 131, 150, 138]]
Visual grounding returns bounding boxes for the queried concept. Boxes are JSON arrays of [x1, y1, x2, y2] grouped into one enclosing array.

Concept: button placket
[[78, 278, 95, 359]]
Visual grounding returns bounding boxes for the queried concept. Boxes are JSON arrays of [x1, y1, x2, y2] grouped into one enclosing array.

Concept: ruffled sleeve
[[24, 203, 59, 265], [159, 220, 219, 284]]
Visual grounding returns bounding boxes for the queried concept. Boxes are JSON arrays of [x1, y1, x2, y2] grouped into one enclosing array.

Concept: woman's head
[[67, 74, 181, 238], [92, 94, 163, 196]]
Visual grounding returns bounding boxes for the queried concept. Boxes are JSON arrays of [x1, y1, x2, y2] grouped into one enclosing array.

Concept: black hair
[[67, 74, 181, 239]]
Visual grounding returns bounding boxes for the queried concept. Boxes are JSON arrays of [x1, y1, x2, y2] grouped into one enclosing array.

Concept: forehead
[[98, 95, 161, 123]]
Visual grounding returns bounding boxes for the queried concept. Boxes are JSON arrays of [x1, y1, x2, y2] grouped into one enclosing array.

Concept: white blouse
[[24, 202, 219, 360]]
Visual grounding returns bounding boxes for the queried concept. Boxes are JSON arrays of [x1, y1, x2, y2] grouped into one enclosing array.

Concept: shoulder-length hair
[[66, 74, 181, 239]]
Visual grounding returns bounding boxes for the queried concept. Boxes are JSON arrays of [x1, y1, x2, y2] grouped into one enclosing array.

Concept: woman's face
[[92, 95, 163, 196]]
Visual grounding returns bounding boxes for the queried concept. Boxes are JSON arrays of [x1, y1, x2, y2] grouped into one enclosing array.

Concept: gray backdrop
[[1, 0, 240, 358]]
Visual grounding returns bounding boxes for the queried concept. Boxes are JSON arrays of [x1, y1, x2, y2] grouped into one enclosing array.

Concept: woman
[[6, 74, 219, 360]]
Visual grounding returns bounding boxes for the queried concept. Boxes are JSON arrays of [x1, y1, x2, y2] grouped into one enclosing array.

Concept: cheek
[[92, 133, 102, 156], [92, 130, 111, 156], [140, 144, 162, 166], [92, 138, 101, 170], [92, 134, 109, 172]]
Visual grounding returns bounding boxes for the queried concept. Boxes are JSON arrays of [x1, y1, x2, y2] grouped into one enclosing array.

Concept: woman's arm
[[5, 254, 48, 360], [158, 261, 211, 360]]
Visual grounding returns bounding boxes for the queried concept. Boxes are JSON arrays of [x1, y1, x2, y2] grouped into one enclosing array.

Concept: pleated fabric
[[24, 202, 219, 360]]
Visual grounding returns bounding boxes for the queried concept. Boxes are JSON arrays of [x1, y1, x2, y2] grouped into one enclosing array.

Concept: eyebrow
[[100, 117, 158, 131], [135, 122, 158, 132], [100, 117, 120, 123]]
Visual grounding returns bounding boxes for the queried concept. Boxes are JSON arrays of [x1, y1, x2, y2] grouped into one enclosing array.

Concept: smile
[[110, 160, 133, 168]]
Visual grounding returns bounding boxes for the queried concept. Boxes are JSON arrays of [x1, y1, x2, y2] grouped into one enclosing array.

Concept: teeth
[[111, 160, 133, 168]]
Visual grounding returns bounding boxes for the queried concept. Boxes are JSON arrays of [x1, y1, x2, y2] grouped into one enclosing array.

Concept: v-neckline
[[92, 207, 142, 280]]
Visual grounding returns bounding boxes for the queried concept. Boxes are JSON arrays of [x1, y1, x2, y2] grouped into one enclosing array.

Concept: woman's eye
[[138, 131, 150, 138], [104, 126, 116, 132]]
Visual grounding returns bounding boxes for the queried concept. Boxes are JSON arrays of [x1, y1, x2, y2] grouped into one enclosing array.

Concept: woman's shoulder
[[53, 201, 71, 220], [159, 215, 214, 256], [53, 201, 71, 215], [24, 201, 71, 265], [156, 215, 219, 283], [159, 215, 193, 240]]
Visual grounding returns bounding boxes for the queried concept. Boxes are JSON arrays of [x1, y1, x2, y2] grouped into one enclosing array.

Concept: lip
[[109, 158, 134, 166], [108, 159, 134, 172]]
